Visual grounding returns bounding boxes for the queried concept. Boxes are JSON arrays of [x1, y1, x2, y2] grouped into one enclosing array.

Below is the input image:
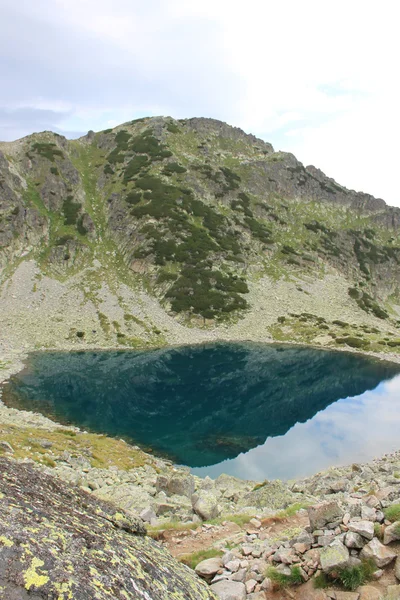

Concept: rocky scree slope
[[5, 410, 400, 598], [1, 116, 400, 355]]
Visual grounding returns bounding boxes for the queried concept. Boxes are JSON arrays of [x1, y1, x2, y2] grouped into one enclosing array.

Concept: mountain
[[1, 116, 400, 356]]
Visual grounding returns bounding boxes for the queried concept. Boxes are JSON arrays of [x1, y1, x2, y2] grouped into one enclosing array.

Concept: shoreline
[[2, 338, 400, 486]]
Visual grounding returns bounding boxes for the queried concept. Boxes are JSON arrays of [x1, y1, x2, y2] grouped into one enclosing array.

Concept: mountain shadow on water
[[3, 343, 400, 467]]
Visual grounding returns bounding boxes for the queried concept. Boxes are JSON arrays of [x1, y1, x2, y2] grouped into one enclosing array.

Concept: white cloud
[[1, 0, 399, 205]]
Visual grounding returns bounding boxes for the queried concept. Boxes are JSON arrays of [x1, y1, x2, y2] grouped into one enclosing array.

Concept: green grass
[[205, 513, 253, 527], [179, 549, 223, 570], [266, 565, 303, 588], [314, 560, 375, 591], [274, 502, 310, 519], [383, 504, 400, 522]]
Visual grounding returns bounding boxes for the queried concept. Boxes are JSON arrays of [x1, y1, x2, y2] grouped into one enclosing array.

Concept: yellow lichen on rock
[[24, 557, 49, 590]]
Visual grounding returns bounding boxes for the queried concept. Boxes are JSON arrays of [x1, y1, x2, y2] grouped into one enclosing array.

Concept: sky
[[1, 0, 399, 205]]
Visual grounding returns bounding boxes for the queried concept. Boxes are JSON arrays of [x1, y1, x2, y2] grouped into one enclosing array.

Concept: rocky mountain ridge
[[1, 116, 400, 362]]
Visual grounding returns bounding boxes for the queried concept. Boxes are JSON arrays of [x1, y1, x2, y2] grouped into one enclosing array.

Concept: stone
[[318, 535, 335, 547], [335, 592, 360, 600], [221, 552, 234, 565], [195, 557, 223, 582], [384, 521, 400, 544], [261, 577, 272, 591], [246, 594, 266, 600], [272, 547, 294, 564], [275, 563, 292, 576], [345, 531, 366, 549], [360, 538, 396, 567], [192, 491, 221, 521], [307, 501, 343, 530], [361, 506, 377, 521], [320, 540, 350, 572], [386, 585, 400, 600], [358, 585, 383, 600], [296, 530, 314, 545], [330, 479, 349, 493], [348, 520, 374, 540], [210, 580, 246, 600], [365, 495, 380, 508], [140, 507, 156, 523], [293, 542, 309, 554], [395, 555, 400, 581], [249, 518, 262, 529], [245, 579, 257, 594], [156, 472, 195, 498], [231, 569, 246, 583], [225, 560, 241, 573]]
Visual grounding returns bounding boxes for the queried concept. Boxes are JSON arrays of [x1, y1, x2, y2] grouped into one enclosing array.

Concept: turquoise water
[[3, 343, 400, 480]]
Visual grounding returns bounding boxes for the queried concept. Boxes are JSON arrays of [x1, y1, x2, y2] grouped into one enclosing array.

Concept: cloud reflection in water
[[193, 374, 400, 481]]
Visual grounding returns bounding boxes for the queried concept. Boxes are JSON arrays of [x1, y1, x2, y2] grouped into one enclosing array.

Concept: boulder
[[345, 531, 366, 549], [395, 555, 400, 581], [358, 586, 383, 600], [320, 540, 350, 572], [386, 585, 400, 600], [156, 472, 195, 498], [140, 507, 157, 523], [335, 592, 361, 600], [361, 506, 377, 521], [192, 491, 221, 521], [348, 520, 374, 540], [0, 457, 215, 600], [307, 501, 343, 530], [384, 521, 400, 545], [245, 579, 257, 594], [360, 538, 396, 567], [210, 580, 246, 600], [195, 557, 223, 582]]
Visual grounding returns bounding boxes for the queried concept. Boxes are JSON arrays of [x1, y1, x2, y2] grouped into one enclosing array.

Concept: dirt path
[[157, 512, 310, 559]]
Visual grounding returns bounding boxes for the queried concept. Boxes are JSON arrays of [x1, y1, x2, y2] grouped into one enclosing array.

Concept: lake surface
[[3, 343, 400, 480]]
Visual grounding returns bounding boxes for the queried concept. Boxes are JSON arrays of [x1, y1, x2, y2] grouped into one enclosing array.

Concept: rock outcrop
[[0, 457, 216, 599]]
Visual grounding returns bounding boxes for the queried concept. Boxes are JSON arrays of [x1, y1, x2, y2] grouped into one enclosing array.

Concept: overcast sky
[[1, 0, 399, 205]]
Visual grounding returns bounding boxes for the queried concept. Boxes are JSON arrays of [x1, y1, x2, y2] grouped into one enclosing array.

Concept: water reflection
[[193, 375, 400, 480], [2, 343, 400, 479]]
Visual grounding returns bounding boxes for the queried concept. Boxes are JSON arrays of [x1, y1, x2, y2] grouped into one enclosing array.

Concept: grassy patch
[[266, 565, 303, 588], [0, 424, 148, 470], [320, 560, 376, 591], [274, 502, 310, 519], [179, 549, 223, 570], [384, 504, 400, 522]]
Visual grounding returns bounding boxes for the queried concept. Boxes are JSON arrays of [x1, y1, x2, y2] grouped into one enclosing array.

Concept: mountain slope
[[1, 116, 400, 359]]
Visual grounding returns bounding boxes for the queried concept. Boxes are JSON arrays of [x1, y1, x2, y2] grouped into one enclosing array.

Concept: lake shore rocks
[[4, 401, 400, 598]]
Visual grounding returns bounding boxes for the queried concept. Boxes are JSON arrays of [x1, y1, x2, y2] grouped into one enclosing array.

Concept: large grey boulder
[[210, 580, 246, 600], [307, 501, 343, 530], [384, 521, 400, 545], [358, 585, 383, 600], [195, 557, 223, 582], [348, 520, 374, 540], [156, 472, 195, 498], [192, 491, 221, 521], [361, 538, 397, 567], [345, 531, 366, 549], [320, 539, 350, 572]]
